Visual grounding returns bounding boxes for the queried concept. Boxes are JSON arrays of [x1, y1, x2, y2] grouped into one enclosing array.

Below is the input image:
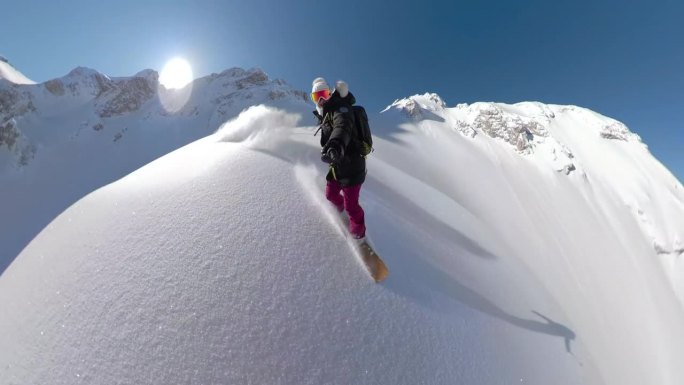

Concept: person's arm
[[326, 108, 352, 149], [321, 109, 353, 163]]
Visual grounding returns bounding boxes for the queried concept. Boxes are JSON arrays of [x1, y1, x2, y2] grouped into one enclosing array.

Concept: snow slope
[[0, 56, 35, 84], [1, 100, 684, 384]]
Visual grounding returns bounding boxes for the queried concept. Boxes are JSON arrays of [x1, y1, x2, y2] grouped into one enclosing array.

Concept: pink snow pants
[[325, 180, 366, 239]]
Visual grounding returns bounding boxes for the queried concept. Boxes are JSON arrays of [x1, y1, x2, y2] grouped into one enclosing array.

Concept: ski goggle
[[310, 89, 331, 103]]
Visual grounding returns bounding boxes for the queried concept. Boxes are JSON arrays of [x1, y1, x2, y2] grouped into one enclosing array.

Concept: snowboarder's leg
[[342, 183, 366, 239], [325, 180, 344, 212]]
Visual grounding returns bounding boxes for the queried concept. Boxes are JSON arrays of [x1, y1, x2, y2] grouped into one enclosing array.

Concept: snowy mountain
[[1, 61, 684, 384], [0, 62, 309, 270]]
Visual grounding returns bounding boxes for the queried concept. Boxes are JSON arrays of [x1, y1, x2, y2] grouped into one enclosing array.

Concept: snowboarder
[[312, 77, 367, 240]]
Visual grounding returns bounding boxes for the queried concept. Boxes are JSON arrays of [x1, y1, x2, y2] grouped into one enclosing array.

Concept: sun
[[159, 57, 193, 89]]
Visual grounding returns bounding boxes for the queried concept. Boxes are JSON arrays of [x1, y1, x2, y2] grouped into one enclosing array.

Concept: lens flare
[[158, 57, 194, 113], [159, 58, 193, 89]]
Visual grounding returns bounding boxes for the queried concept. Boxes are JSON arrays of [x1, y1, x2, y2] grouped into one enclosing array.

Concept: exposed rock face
[[471, 104, 549, 153], [236, 69, 269, 89], [45, 79, 65, 96], [601, 120, 642, 142], [0, 118, 35, 166], [0, 87, 35, 119], [98, 77, 156, 118], [0, 119, 19, 148]]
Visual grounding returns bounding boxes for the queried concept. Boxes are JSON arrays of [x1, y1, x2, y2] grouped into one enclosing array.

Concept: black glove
[[321, 141, 344, 164], [327, 147, 341, 163]]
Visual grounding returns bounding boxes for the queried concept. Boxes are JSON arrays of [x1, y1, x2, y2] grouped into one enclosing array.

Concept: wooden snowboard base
[[357, 241, 389, 283]]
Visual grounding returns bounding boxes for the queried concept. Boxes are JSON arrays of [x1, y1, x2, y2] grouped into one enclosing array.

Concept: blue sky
[[2, 0, 682, 181]]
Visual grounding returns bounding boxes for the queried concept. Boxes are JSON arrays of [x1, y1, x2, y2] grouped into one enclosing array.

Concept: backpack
[[351, 105, 373, 156]]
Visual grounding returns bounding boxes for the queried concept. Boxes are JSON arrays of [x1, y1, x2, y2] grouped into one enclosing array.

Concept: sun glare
[[159, 57, 193, 89]]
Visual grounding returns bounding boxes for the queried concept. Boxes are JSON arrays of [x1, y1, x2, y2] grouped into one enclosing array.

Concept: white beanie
[[335, 80, 349, 98], [311, 77, 330, 93]]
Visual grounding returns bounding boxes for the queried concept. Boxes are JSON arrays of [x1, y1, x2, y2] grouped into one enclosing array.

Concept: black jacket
[[317, 91, 366, 186]]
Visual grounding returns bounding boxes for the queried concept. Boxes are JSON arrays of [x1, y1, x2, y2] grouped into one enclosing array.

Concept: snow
[[1, 74, 684, 384], [0, 65, 308, 270], [0, 57, 35, 85]]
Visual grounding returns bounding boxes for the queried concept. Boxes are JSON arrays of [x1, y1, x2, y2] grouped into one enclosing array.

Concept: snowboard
[[334, 210, 388, 282], [355, 239, 389, 283]]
